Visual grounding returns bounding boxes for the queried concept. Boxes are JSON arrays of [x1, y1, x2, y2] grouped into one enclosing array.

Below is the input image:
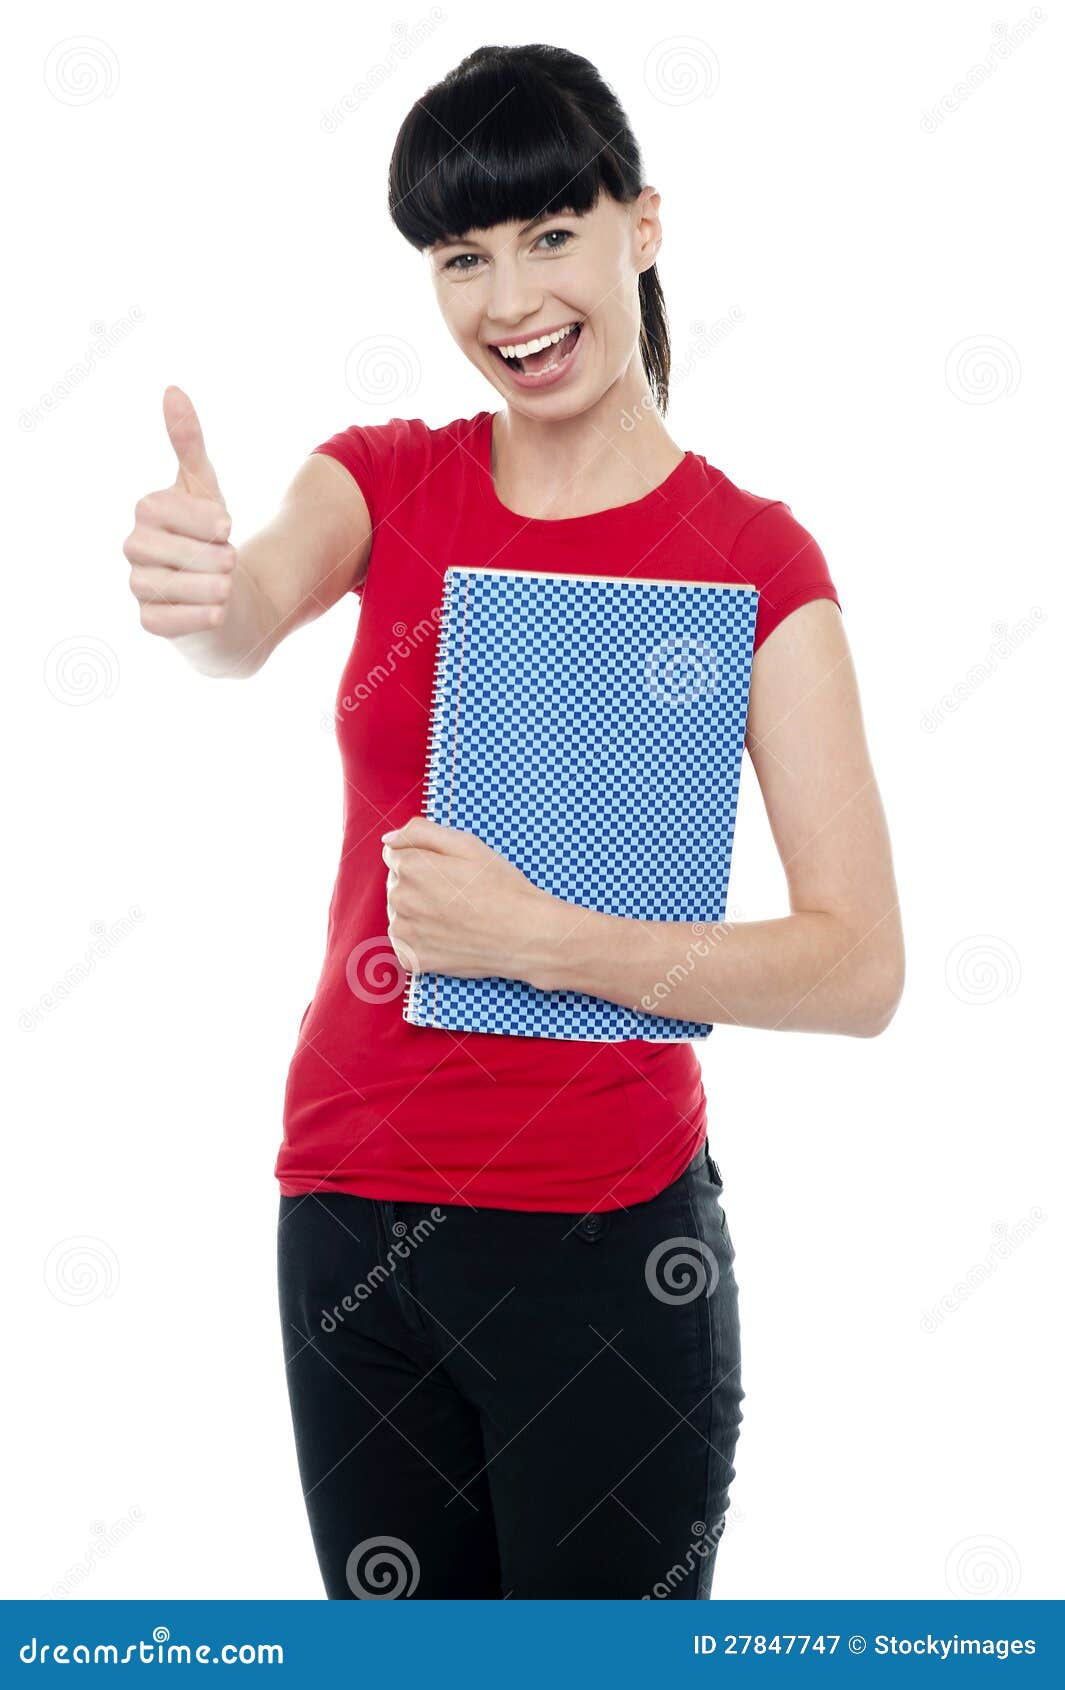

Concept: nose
[[484, 249, 543, 331]]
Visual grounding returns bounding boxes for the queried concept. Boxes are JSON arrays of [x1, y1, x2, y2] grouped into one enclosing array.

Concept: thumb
[[164, 385, 225, 503]]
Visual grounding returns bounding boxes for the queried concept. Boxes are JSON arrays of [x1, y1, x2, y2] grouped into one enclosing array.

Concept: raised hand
[[123, 386, 238, 639]]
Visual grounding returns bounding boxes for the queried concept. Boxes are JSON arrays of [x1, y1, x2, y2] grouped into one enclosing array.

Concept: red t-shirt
[[274, 410, 842, 1213]]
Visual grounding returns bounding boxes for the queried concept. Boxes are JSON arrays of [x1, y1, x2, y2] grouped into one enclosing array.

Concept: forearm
[[171, 564, 281, 679], [523, 893, 901, 1038]]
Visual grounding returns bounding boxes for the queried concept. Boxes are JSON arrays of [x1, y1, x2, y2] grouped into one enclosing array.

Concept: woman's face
[[427, 187, 662, 416]]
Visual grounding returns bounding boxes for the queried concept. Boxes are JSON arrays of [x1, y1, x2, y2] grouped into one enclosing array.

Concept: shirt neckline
[[473, 410, 699, 537]]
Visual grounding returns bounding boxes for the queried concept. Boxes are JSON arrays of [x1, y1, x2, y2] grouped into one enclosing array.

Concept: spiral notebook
[[402, 566, 759, 1041]]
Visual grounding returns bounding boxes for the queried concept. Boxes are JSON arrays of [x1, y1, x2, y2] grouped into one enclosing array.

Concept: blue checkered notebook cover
[[402, 567, 758, 1041]]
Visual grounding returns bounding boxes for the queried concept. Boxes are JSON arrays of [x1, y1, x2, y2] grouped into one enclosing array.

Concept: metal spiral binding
[[401, 567, 461, 1027]]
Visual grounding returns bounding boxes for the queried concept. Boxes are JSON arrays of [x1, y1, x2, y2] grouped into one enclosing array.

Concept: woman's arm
[[172, 453, 373, 678], [383, 600, 904, 1039], [525, 599, 905, 1037]]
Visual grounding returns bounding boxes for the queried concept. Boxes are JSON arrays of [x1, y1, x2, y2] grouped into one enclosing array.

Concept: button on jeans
[[277, 1140, 743, 1598]]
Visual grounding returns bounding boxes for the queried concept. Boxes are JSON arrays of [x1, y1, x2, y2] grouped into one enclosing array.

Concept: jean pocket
[[717, 1202, 734, 1258], [698, 1149, 734, 1260], [710, 1186, 735, 1263], [705, 1146, 724, 1189]]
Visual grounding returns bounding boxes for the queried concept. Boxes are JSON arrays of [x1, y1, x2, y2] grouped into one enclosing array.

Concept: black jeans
[[277, 1140, 743, 1599]]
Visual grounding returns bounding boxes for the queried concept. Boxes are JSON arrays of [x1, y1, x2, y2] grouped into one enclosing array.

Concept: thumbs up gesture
[[123, 387, 238, 638]]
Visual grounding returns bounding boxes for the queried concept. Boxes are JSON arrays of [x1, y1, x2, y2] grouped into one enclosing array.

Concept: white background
[[4, 1, 1061, 1601]]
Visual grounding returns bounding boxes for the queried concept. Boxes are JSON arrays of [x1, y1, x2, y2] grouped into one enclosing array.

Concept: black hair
[[388, 44, 671, 414]]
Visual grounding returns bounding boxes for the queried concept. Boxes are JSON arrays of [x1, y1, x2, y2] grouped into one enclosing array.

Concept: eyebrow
[[432, 211, 567, 252]]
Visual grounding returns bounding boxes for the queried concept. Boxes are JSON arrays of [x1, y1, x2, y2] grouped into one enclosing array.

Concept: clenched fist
[[123, 386, 238, 639], [381, 816, 560, 987]]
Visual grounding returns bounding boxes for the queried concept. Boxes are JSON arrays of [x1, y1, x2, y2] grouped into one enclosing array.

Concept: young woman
[[124, 44, 903, 1599]]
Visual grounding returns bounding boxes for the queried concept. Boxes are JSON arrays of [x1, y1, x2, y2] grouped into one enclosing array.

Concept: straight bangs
[[388, 60, 632, 251]]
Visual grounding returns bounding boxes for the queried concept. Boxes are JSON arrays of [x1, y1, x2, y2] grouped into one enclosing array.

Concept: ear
[[634, 185, 663, 273]]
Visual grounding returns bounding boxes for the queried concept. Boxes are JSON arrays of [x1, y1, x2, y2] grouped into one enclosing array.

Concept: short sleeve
[[731, 500, 842, 654], [310, 420, 401, 595]]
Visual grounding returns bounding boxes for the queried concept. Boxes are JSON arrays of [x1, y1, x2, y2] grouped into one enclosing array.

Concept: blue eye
[[443, 228, 574, 273]]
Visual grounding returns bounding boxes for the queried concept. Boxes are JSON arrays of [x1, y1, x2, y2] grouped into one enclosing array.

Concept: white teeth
[[494, 323, 578, 360]]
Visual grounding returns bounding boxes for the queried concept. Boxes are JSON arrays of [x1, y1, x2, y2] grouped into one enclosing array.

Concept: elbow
[[198, 647, 269, 681], [852, 951, 905, 1038]]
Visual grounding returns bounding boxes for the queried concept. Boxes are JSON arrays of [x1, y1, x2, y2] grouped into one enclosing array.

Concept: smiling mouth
[[490, 322, 582, 375]]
